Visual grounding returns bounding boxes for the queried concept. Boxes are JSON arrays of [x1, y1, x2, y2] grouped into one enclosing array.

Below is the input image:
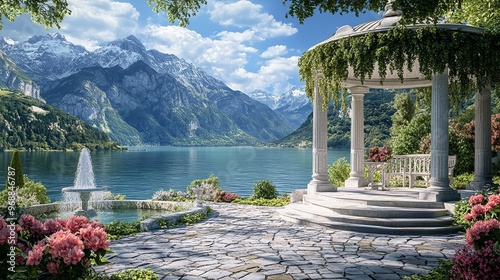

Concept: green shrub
[[109, 268, 159, 280], [252, 179, 278, 199], [452, 184, 500, 228], [232, 194, 289, 207], [452, 173, 474, 190], [328, 157, 350, 186], [187, 174, 221, 199], [105, 221, 141, 240], [102, 191, 126, 200], [0, 175, 49, 207]]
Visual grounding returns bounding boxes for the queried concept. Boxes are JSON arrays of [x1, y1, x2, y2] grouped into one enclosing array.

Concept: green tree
[[0, 0, 70, 29], [446, 0, 500, 33], [6, 149, 24, 190], [391, 93, 415, 128]]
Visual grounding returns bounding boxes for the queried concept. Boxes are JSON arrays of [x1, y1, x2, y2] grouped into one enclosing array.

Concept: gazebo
[[280, 3, 497, 233], [304, 5, 495, 202]]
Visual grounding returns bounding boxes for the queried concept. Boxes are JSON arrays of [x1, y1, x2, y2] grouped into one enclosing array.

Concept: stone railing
[[383, 154, 457, 188]]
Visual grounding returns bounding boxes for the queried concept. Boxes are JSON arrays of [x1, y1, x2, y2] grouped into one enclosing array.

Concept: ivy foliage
[[299, 26, 499, 108]]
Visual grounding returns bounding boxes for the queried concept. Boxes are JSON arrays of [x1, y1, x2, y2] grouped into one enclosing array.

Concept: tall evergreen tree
[[6, 149, 24, 190]]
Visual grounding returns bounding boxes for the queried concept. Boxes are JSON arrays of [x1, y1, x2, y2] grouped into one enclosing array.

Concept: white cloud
[[55, 0, 140, 50], [208, 0, 297, 42], [140, 24, 299, 95], [140, 24, 258, 79], [261, 45, 287, 58]]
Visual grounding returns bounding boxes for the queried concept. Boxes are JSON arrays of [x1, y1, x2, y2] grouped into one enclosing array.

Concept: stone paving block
[[199, 269, 232, 280], [239, 273, 266, 280], [291, 274, 312, 280], [267, 274, 294, 280]]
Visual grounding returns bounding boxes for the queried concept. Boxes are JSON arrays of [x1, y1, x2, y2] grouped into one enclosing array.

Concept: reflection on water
[[0, 147, 350, 201]]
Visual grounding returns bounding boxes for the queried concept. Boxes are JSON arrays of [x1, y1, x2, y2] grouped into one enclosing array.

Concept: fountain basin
[[62, 186, 108, 216], [23, 200, 193, 224]]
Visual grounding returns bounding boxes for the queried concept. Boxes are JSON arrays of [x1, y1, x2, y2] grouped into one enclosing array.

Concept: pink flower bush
[[466, 219, 500, 249], [452, 241, 500, 280], [452, 188, 500, 278], [213, 190, 240, 202], [367, 146, 392, 162], [1, 215, 111, 279]]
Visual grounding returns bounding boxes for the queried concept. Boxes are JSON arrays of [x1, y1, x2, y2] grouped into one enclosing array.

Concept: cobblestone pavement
[[96, 203, 465, 280]]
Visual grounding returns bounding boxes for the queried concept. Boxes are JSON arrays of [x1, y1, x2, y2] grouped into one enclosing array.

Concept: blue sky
[[1, 0, 381, 95]]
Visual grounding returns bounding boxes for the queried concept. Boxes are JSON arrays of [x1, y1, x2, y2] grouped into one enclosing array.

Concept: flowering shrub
[[1, 214, 111, 279], [448, 186, 500, 278], [187, 174, 221, 200], [451, 240, 500, 280], [213, 190, 240, 203], [367, 146, 392, 162], [152, 189, 191, 201]]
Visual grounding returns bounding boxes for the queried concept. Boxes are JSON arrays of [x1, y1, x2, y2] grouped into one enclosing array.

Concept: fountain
[[62, 148, 107, 217]]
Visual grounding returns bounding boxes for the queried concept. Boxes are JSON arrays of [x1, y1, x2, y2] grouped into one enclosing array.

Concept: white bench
[[383, 154, 456, 188]]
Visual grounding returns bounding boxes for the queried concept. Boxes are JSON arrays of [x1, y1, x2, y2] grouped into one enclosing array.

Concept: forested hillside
[[0, 90, 120, 151], [276, 89, 397, 148]]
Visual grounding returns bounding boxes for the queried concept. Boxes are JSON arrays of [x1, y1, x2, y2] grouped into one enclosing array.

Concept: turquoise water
[[0, 146, 350, 201], [43, 208, 167, 224]]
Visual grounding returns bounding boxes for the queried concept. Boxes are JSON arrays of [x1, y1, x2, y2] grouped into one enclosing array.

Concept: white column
[[468, 85, 494, 190], [345, 87, 369, 188], [420, 70, 460, 202], [308, 76, 336, 193]]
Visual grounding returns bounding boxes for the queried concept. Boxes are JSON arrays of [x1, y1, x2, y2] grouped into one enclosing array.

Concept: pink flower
[[43, 219, 65, 235], [470, 204, 487, 220], [46, 260, 61, 275], [19, 214, 45, 236], [0, 216, 10, 245], [486, 194, 500, 211], [49, 230, 85, 265], [466, 219, 500, 247], [469, 194, 485, 205], [26, 240, 47, 266], [79, 225, 109, 251], [464, 213, 474, 222], [65, 216, 91, 233]]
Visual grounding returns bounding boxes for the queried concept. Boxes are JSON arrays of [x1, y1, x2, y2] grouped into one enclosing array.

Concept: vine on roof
[[298, 26, 499, 108]]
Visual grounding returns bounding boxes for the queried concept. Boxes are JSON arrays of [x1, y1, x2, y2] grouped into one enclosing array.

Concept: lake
[[0, 146, 350, 201]]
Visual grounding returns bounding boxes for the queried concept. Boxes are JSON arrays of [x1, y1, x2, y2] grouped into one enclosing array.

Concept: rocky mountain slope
[[248, 87, 312, 129], [0, 34, 292, 145], [0, 50, 43, 101], [0, 90, 119, 151]]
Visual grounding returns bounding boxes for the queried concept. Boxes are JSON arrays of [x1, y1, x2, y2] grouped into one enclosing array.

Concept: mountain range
[[0, 34, 302, 146]]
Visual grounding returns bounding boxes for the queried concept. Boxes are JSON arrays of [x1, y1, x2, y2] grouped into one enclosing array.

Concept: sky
[[0, 0, 382, 96]]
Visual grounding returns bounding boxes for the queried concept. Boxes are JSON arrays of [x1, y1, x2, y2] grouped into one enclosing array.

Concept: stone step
[[305, 191, 445, 209], [305, 198, 449, 218], [277, 204, 462, 235], [283, 203, 455, 227]]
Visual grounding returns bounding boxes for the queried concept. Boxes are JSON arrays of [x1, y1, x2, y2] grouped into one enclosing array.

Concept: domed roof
[[310, 4, 483, 51]]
